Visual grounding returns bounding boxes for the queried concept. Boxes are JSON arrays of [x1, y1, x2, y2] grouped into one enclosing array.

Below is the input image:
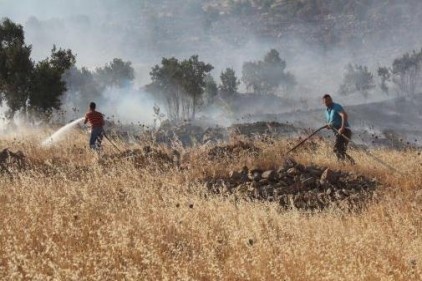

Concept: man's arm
[[338, 111, 348, 133], [83, 113, 88, 125]]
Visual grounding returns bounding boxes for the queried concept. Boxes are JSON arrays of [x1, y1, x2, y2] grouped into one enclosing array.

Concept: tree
[[95, 58, 135, 88], [0, 18, 75, 119], [377, 66, 391, 94], [28, 46, 76, 117], [391, 49, 422, 96], [203, 74, 218, 104], [63, 58, 133, 113], [0, 18, 33, 118], [219, 68, 239, 97], [263, 49, 296, 94], [49, 45, 76, 73], [148, 57, 182, 120], [180, 55, 214, 120], [338, 64, 375, 97], [242, 49, 295, 95], [242, 61, 264, 94], [148, 55, 213, 120], [63, 66, 103, 113]]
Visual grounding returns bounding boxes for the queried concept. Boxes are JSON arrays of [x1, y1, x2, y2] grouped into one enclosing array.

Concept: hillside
[[133, 0, 422, 54]]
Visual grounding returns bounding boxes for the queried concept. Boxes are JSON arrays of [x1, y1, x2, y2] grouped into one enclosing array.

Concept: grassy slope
[[0, 129, 421, 280]]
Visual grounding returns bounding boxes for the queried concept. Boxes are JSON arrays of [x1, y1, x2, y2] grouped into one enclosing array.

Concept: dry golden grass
[[0, 128, 421, 280]]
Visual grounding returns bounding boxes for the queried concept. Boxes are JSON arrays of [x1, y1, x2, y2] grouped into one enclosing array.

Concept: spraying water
[[42, 117, 84, 147]]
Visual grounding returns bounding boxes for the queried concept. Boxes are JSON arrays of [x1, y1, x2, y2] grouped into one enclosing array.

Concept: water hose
[[332, 127, 403, 175]]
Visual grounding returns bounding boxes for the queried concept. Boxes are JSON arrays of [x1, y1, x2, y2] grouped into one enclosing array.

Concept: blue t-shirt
[[325, 103, 349, 129]]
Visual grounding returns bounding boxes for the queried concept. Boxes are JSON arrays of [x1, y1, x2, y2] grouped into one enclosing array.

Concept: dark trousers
[[334, 128, 355, 164], [90, 127, 104, 149]]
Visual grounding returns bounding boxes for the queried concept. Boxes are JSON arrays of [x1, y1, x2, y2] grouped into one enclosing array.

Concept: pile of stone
[[207, 141, 261, 160], [101, 146, 180, 169], [204, 158, 378, 210]]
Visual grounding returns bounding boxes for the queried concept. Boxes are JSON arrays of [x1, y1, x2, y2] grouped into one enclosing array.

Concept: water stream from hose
[[42, 117, 84, 147]]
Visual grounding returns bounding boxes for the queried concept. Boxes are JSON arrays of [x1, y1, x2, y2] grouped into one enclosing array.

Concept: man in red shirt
[[84, 102, 105, 149]]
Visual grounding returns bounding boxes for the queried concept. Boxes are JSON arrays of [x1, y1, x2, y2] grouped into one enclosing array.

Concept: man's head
[[322, 94, 333, 107], [89, 102, 96, 111]]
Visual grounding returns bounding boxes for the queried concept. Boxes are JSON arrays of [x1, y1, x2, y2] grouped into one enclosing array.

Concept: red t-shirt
[[84, 111, 104, 128]]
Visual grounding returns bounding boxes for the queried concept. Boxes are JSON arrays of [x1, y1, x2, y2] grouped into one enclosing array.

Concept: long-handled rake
[[284, 126, 326, 156], [102, 131, 123, 153]]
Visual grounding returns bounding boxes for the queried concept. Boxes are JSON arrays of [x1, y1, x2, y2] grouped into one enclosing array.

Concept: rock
[[301, 177, 316, 187], [258, 179, 270, 186], [341, 188, 349, 196], [248, 169, 262, 181], [262, 170, 276, 180], [283, 157, 297, 168], [287, 167, 298, 176], [276, 166, 285, 175], [307, 168, 323, 177], [320, 168, 336, 184]]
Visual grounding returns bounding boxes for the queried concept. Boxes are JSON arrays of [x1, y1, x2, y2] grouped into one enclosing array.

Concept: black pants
[[334, 128, 355, 163]]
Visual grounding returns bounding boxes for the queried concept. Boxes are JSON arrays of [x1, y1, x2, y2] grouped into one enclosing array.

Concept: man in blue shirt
[[323, 94, 355, 164]]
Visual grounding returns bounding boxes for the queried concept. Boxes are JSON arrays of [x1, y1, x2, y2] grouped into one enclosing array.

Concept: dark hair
[[89, 102, 96, 110], [322, 94, 331, 99]]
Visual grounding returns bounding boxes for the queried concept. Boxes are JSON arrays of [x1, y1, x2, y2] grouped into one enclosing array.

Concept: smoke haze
[[2, 0, 422, 127]]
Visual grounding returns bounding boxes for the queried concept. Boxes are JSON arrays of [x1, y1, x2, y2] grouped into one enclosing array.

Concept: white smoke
[[98, 86, 156, 125], [60, 85, 156, 125]]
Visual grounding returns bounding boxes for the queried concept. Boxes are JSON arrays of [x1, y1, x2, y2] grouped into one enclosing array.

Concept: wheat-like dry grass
[[0, 128, 421, 280]]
